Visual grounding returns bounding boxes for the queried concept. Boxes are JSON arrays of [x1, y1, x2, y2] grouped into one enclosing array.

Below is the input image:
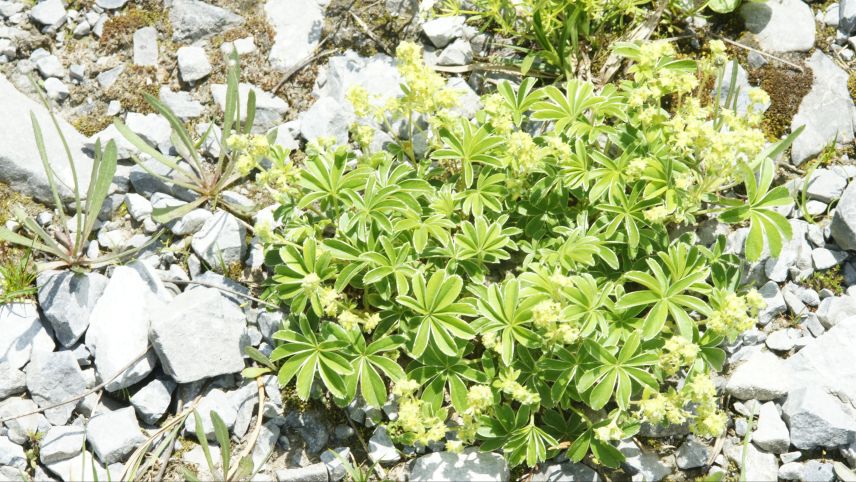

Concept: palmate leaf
[[333, 326, 406, 408], [432, 119, 505, 187], [270, 315, 354, 400], [496, 78, 542, 127], [398, 270, 477, 357], [408, 347, 488, 412], [472, 279, 545, 366], [577, 334, 658, 410]]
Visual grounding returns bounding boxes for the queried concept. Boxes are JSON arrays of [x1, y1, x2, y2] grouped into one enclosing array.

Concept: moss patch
[[748, 64, 812, 140], [803, 264, 845, 295], [99, 2, 167, 53], [106, 65, 160, 113], [71, 114, 113, 137]]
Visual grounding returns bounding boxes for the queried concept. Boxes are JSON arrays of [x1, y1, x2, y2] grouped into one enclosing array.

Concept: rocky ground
[[0, 0, 855, 480]]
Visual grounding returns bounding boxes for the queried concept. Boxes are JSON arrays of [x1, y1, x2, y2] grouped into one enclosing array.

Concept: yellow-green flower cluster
[[507, 132, 542, 174], [705, 289, 764, 341], [659, 336, 699, 376], [226, 133, 271, 176], [495, 369, 540, 405], [338, 309, 381, 332], [636, 373, 725, 438], [387, 379, 449, 446], [395, 41, 460, 115]]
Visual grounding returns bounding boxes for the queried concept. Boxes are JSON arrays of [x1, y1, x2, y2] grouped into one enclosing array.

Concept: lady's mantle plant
[[249, 40, 798, 468]]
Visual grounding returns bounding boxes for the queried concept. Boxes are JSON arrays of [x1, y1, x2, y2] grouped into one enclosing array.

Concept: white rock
[[96, 0, 129, 9], [0, 303, 54, 370], [435, 38, 473, 66], [191, 210, 247, 267], [740, 0, 815, 53], [787, 316, 856, 405], [779, 461, 804, 480], [159, 87, 204, 119], [299, 95, 352, 144], [220, 36, 256, 56], [368, 426, 399, 465], [410, 449, 509, 482], [816, 295, 856, 328], [26, 350, 87, 425], [0, 435, 26, 470], [812, 247, 847, 270], [765, 328, 800, 351], [726, 441, 779, 481], [676, 436, 709, 469], [422, 15, 465, 48], [39, 426, 85, 464], [0, 362, 26, 399], [184, 388, 238, 440], [806, 168, 848, 203], [124, 193, 152, 221], [170, 0, 243, 41], [177, 46, 211, 83], [172, 208, 213, 235], [132, 26, 158, 66], [150, 287, 247, 383], [44, 449, 109, 482], [831, 183, 856, 250], [44, 77, 69, 101], [87, 406, 146, 464], [0, 74, 92, 204], [130, 377, 175, 425], [312, 51, 400, 105], [618, 441, 673, 481], [96, 65, 123, 89], [265, 0, 324, 71], [0, 397, 51, 445], [210, 82, 287, 125], [790, 51, 856, 165], [251, 421, 279, 470], [35, 54, 63, 78], [30, 0, 66, 29], [85, 266, 160, 391], [125, 112, 172, 153], [754, 401, 790, 453], [532, 462, 601, 481], [37, 270, 108, 347], [726, 350, 790, 400], [758, 280, 787, 324], [783, 386, 856, 449]]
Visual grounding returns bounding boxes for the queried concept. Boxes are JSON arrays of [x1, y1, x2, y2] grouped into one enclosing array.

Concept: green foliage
[[183, 410, 253, 482], [255, 41, 795, 469], [0, 81, 154, 272], [0, 250, 37, 303], [115, 52, 262, 223]]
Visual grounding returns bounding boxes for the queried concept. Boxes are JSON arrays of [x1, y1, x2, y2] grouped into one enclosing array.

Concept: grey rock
[[130, 377, 175, 425], [422, 15, 465, 48], [252, 422, 279, 471], [368, 426, 399, 465], [124, 193, 152, 221], [36, 55, 63, 78], [299, 96, 352, 144], [220, 36, 256, 56], [824, 3, 840, 26], [265, 0, 324, 72], [125, 112, 172, 153], [284, 410, 329, 454], [618, 441, 672, 481], [87, 406, 146, 464], [780, 461, 803, 479], [0, 397, 51, 445], [211, 83, 287, 123], [726, 441, 779, 481], [26, 350, 87, 425], [96, 65, 123, 89], [0, 362, 26, 399], [806, 168, 848, 202], [191, 210, 247, 267], [676, 436, 709, 469], [787, 316, 856, 404], [177, 46, 211, 83], [182, 444, 222, 479], [740, 0, 815, 53], [832, 183, 856, 250], [44, 449, 109, 482], [150, 287, 246, 383], [171, 209, 212, 236], [802, 460, 835, 481], [791, 51, 855, 165], [725, 350, 790, 400], [0, 435, 25, 470], [842, 0, 856, 33], [30, 0, 66, 28], [184, 388, 237, 440], [320, 446, 350, 481], [0, 303, 54, 370], [754, 401, 790, 453], [783, 386, 856, 449], [436, 38, 473, 66], [187, 271, 249, 306], [44, 78, 69, 101], [39, 426, 85, 464], [765, 328, 800, 351], [812, 247, 848, 269], [816, 295, 856, 328], [96, 0, 129, 9], [159, 87, 203, 119], [312, 51, 400, 106], [532, 462, 601, 481], [0, 74, 92, 204], [132, 27, 157, 66], [409, 449, 509, 482], [85, 266, 159, 391], [716, 62, 769, 115], [37, 270, 108, 347], [758, 280, 787, 324], [276, 463, 329, 482], [170, 0, 243, 41]]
